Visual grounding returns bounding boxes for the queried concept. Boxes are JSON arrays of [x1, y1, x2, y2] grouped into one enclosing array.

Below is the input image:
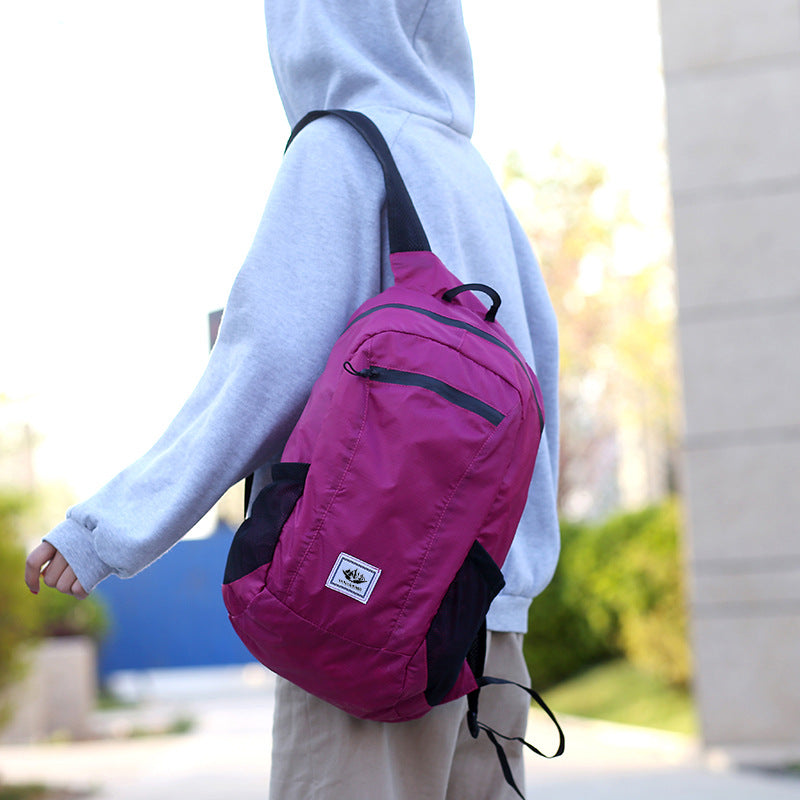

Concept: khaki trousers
[[268, 631, 530, 800]]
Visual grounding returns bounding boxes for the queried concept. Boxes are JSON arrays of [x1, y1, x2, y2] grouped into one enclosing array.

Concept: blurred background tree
[[0, 397, 109, 733], [0, 492, 40, 726], [0, 488, 109, 726], [509, 151, 690, 728], [504, 149, 678, 520]]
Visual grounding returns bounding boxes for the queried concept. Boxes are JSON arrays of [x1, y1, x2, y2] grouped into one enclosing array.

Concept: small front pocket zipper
[[344, 362, 505, 426], [343, 302, 544, 432]]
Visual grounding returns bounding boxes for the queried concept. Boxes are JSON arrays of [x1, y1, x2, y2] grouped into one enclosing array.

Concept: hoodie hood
[[265, 0, 475, 136]]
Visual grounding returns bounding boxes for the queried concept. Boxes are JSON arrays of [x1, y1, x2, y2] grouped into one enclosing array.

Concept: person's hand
[[25, 542, 88, 599]]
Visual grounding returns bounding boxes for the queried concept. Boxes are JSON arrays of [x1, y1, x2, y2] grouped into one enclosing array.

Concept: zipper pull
[[343, 361, 373, 378]]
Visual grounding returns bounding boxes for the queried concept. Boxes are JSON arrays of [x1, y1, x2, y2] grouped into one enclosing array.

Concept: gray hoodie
[[45, 0, 560, 632]]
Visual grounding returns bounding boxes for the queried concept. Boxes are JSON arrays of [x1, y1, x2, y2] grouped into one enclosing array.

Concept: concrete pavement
[[1, 665, 798, 799]]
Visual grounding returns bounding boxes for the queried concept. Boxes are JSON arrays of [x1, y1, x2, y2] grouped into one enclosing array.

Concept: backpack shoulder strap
[[244, 110, 430, 518], [286, 109, 431, 255]]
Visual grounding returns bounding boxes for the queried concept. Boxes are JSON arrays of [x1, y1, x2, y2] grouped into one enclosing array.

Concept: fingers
[[64, 569, 88, 600], [54, 563, 77, 595], [42, 550, 70, 589], [25, 542, 89, 598], [25, 542, 56, 594]]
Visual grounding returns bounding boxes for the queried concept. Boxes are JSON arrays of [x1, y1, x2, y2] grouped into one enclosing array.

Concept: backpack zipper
[[344, 363, 505, 427], [344, 302, 543, 431]]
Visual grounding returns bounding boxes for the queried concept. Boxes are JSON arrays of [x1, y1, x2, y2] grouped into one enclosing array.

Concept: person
[[26, 1, 560, 797]]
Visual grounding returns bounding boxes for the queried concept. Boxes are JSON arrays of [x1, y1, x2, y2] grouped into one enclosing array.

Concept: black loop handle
[[442, 283, 502, 322], [285, 110, 430, 255]]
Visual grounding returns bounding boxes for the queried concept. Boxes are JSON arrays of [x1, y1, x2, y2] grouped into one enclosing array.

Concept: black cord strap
[[478, 676, 566, 760], [467, 672, 565, 800], [286, 109, 430, 255], [480, 725, 527, 800]]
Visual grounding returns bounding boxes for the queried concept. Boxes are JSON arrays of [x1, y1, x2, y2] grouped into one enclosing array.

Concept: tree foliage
[[504, 149, 678, 518]]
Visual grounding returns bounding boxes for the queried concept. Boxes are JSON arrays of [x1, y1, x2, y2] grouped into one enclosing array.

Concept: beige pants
[[268, 631, 530, 800]]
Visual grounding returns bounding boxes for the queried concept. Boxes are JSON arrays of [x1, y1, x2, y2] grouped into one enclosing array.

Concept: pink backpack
[[223, 110, 562, 793]]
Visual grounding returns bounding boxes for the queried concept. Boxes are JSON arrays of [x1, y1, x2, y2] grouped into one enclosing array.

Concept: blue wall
[[96, 524, 252, 677]]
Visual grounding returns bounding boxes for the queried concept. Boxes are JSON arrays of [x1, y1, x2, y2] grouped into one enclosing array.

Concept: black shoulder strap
[[243, 110, 429, 519], [286, 109, 430, 255]]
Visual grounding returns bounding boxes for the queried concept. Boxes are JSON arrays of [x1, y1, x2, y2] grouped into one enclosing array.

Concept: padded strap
[[242, 111, 430, 519], [286, 110, 430, 255]]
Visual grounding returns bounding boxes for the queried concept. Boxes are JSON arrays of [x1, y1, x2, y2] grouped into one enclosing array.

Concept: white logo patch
[[325, 552, 381, 604]]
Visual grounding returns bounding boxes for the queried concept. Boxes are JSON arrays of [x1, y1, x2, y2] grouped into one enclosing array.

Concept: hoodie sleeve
[[45, 119, 387, 592]]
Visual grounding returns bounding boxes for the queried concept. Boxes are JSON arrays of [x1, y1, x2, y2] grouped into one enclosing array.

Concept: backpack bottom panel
[[227, 583, 433, 721]]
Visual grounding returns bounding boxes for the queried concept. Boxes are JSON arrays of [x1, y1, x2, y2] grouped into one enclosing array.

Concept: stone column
[[659, 0, 800, 765]]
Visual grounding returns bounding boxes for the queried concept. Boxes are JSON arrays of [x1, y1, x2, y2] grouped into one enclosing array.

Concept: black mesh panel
[[424, 540, 505, 706], [223, 463, 309, 585]]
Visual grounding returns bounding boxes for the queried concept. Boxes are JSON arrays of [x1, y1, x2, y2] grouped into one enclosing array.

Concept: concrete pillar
[[659, 0, 800, 765]]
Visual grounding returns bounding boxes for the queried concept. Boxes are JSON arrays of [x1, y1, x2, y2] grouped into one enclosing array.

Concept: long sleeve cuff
[[44, 518, 114, 593], [486, 593, 532, 634]]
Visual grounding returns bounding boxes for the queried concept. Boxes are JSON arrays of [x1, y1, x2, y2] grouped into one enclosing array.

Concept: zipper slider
[[343, 361, 374, 378]]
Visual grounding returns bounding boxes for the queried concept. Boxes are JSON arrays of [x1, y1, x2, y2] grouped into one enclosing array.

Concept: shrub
[[523, 519, 619, 688], [607, 500, 690, 686], [524, 498, 690, 689], [35, 586, 109, 641]]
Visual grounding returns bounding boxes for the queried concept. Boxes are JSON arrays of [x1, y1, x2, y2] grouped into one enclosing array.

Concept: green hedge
[[524, 498, 690, 690], [34, 585, 109, 641]]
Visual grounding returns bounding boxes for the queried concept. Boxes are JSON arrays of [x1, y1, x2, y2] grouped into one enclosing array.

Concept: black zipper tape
[[345, 364, 505, 427], [344, 303, 543, 431]]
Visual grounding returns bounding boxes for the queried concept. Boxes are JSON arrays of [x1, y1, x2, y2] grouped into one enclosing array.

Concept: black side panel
[[424, 540, 505, 707], [223, 463, 310, 585]]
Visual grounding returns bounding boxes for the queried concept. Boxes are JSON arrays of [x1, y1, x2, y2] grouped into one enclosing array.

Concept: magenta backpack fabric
[[222, 111, 545, 723]]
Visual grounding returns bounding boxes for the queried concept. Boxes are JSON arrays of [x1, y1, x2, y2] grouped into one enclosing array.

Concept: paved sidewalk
[[1, 666, 798, 799]]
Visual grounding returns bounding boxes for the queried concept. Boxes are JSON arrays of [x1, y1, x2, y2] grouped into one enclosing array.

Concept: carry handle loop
[[285, 110, 430, 255], [442, 283, 502, 322]]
